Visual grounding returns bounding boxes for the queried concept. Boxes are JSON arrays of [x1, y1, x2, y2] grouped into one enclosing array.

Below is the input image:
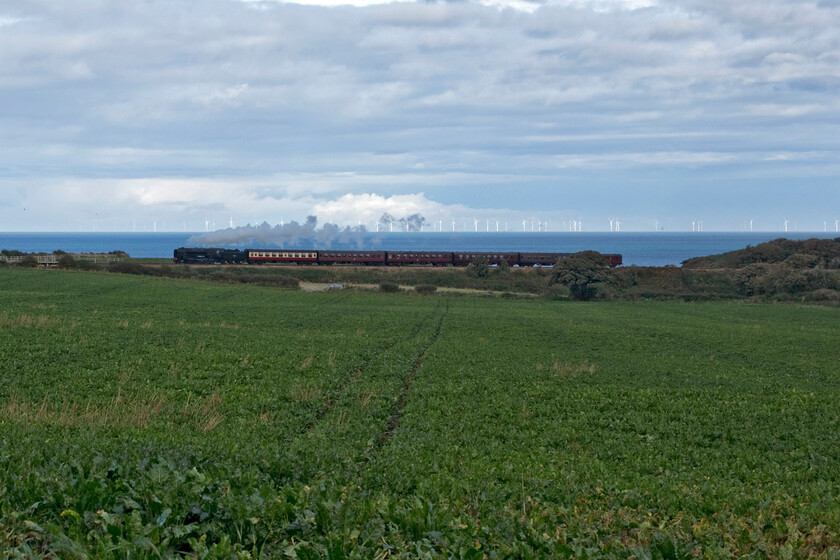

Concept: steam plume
[[379, 212, 425, 232], [188, 216, 367, 248], [400, 213, 426, 232]]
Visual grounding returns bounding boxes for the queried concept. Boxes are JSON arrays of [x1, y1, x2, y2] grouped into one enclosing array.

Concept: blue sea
[[1, 232, 837, 267]]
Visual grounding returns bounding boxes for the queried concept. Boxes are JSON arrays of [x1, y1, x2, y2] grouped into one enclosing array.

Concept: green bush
[[415, 284, 437, 295], [57, 254, 77, 269], [379, 281, 400, 293], [17, 255, 39, 268], [806, 288, 840, 302], [76, 259, 99, 271], [549, 251, 610, 300], [467, 255, 490, 278], [107, 260, 147, 275]]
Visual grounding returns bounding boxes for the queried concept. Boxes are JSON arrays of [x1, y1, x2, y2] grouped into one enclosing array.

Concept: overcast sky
[[1, 0, 838, 232]]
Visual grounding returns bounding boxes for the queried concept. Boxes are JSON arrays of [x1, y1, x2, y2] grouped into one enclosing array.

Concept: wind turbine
[[522, 219, 527, 232], [452, 218, 456, 232], [784, 219, 789, 232], [615, 220, 620, 232], [473, 218, 479, 232]]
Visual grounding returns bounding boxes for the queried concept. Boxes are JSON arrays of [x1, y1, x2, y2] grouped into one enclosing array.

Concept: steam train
[[173, 247, 623, 267]]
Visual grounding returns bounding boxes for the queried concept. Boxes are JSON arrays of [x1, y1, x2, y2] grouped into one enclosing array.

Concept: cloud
[[0, 0, 838, 230], [312, 192, 446, 224]]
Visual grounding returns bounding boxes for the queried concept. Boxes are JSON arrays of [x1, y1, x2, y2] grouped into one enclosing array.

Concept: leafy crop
[[1, 269, 839, 558]]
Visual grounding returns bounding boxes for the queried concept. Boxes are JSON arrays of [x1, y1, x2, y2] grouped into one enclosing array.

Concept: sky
[[0, 0, 838, 233]]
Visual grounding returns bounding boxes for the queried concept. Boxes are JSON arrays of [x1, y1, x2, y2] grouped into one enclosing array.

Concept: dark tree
[[18, 255, 39, 268], [550, 250, 611, 300], [57, 254, 77, 269], [468, 254, 490, 278]]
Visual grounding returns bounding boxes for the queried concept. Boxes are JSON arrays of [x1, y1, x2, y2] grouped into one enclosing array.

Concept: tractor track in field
[[300, 302, 442, 435], [378, 299, 449, 447]]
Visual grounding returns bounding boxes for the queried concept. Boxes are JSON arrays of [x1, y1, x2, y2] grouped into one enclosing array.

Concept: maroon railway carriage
[[246, 249, 318, 265], [386, 251, 454, 266], [452, 252, 520, 266], [317, 251, 387, 265], [518, 252, 565, 266], [176, 248, 622, 268], [604, 254, 623, 267]]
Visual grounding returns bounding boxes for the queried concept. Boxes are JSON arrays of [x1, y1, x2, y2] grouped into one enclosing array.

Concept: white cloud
[[0, 16, 24, 27], [312, 192, 446, 224]]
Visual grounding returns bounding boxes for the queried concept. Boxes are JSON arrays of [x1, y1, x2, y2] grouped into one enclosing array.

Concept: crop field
[[1, 268, 840, 559]]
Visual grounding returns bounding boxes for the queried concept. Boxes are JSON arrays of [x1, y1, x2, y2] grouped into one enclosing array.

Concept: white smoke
[[188, 216, 367, 248]]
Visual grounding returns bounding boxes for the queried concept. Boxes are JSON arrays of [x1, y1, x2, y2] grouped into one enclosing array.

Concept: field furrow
[[379, 300, 449, 447]]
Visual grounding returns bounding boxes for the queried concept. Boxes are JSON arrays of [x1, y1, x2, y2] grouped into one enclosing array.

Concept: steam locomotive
[[173, 247, 623, 267]]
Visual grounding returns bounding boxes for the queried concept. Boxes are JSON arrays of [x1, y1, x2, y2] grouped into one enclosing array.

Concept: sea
[[1, 231, 837, 267]]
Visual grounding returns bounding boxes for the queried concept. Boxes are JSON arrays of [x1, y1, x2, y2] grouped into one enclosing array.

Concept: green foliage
[[379, 281, 401, 293], [17, 254, 39, 267], [683, 237, 840, 269], [466, 254, 490, 278], [415, 284, 437, 295], [108, 259, 147, 274], [549, 250, 610, 300], [1, 270, 840, 557], [57, 254, 77, 269]]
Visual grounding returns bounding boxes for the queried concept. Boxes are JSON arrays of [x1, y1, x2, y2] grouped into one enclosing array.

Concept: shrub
[[18, 255, 39, 268], [807, 288, 840, 302], [549, 251, 611, 300], [107, 260, 146, 275], [467, 255, 490, 278], [415, 284, 437, 295], [380, 281, 401, 293], [76, 259, 99, 271], [57, 254, 77, 269]]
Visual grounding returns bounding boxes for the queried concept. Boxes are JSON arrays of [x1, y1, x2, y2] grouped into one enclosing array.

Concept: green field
[[2, 269, 839, 559]]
